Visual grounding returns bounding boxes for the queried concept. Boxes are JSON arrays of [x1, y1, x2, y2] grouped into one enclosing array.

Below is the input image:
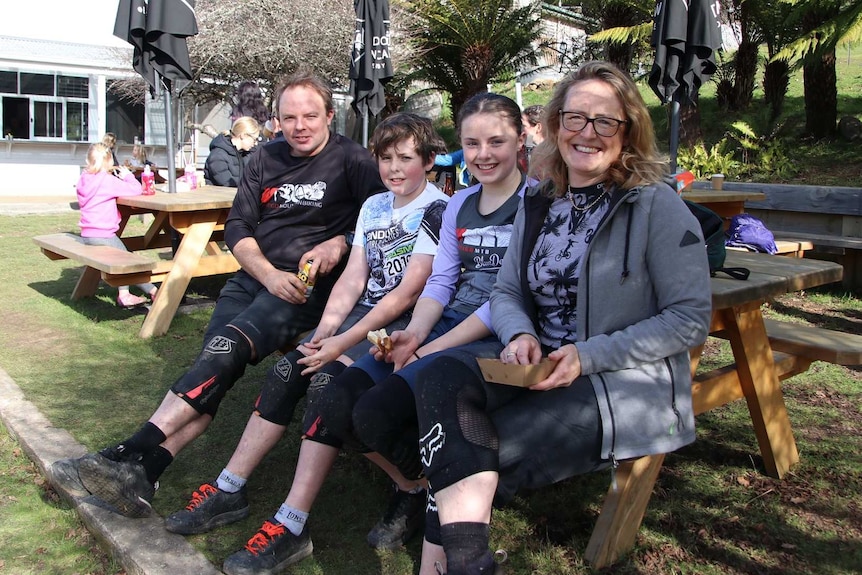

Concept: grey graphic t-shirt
[[449, 189, 522, 316]]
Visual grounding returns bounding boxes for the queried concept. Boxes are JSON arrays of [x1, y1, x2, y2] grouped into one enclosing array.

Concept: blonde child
[[76, 143, 158, 308]]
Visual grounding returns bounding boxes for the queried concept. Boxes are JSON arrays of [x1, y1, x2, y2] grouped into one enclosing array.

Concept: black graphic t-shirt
[[225, 133, 387, 272], [527, 183, 610, 348]]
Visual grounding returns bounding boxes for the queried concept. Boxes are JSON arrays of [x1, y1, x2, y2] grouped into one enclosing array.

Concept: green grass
[[2, 212, 862, 573]]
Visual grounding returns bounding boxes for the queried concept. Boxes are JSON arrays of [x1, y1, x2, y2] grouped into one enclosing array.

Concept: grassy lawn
[[1, 203, 861, 575], [1, 48, 860, 574]]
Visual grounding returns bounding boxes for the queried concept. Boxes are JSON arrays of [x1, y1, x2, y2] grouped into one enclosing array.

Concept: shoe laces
[[244, 520, 286, 556], [186, 483, 218, 511]]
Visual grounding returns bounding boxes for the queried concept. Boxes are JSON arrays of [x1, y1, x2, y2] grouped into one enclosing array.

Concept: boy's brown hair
[[369, 113, 446, 164]]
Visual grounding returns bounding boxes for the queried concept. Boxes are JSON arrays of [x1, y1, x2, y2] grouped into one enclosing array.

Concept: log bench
[[584, 317, 862, 567], [33, 233, 166, 300]]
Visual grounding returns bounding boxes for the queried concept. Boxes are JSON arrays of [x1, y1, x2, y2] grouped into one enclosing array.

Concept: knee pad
[[171, 325, 252, 417], [353, 376, 424, 480], [416, 356, 499, 492], [424, 489, 442, 546], [254, 350, 310, 425], [302, 361, 347, 448]]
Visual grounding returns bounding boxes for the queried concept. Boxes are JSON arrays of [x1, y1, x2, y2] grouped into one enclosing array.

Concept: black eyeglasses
[[559, 111, 629, 137]]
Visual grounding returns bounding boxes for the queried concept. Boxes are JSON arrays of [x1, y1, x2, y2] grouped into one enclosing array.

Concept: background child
[[76, 142, 158, 308]]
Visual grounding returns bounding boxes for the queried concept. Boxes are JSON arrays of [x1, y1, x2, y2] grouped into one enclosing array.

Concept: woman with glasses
[[204, 116, 262, 187], [412, 61, 713, 575]]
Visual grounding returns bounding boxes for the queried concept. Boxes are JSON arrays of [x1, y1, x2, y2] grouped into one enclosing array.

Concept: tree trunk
[[732, 38, 758, 110], [803, 50, 837, 138], [763, 59, 789, 122], [679, 95, 703, 147]]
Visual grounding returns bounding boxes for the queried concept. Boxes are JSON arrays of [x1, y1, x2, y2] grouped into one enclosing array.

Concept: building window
[[0, 71, 90, 141]]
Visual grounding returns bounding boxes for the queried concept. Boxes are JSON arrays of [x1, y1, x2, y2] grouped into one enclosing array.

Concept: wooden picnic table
[[586, 250, 843, 567], [681, 188, 767, 224], [115, 185, 240, 338]]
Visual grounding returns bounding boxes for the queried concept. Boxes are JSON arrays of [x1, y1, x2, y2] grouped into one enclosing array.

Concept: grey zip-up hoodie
[[490, 179, 712, 464]]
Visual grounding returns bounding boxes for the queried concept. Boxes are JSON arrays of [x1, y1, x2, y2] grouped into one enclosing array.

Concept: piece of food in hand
[[367, 328, 393, 354]]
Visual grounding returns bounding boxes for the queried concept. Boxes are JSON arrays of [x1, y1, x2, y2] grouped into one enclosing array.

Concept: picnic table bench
[[583, 251, 852, 567], [33, 186, 239, 338], [32, 233, 168, 300]]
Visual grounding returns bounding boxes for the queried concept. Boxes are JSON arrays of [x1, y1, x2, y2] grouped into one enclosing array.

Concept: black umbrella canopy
[[349, 0, 394, 120], [648, 0, 721, 105], [114, 0, 198, 92]]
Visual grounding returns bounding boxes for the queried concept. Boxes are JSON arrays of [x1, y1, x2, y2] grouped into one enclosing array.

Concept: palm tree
[[397, 0, 543, 120], [774, 0, 862, 138]]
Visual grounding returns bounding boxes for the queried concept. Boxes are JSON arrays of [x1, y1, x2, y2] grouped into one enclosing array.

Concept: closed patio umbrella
[[349, 0, 393, 147], [114, 0, 198, 193], [648, 0, 721, 172]]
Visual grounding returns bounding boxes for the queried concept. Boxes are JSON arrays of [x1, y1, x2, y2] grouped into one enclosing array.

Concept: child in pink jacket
[[77, 142, 158, 308]]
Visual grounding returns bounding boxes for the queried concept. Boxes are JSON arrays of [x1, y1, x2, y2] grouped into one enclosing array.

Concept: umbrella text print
[[352, 16, 391, 71]]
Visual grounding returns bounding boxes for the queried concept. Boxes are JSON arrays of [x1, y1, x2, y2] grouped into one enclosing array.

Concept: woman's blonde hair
[[85, 143, 114, 173], [228, 116, 261, 140], [530, 61, 667, 196]]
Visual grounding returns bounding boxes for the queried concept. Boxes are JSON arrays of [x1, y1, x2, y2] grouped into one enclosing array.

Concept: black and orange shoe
[[222, 518, 313, 575], [165, 482, 249, 535]]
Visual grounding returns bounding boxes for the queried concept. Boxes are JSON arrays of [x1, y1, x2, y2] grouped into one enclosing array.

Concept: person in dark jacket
[[204, 116, 262, 187]]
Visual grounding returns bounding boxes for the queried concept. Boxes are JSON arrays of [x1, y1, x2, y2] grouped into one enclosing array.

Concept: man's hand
[[262, 268, 309, 304], [300, 235, 350, 285]]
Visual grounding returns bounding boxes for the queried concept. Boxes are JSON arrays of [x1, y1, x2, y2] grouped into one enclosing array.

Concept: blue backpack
[[726, 213, 778, 255]]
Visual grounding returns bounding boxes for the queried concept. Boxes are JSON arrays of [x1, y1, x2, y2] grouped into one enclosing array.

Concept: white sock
[[216, 468, 246, 493], [275, 503, 308, 536]]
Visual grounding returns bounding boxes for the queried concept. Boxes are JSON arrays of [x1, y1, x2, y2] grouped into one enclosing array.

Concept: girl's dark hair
[[231, 81, 269, 125], [456, 93, 523, 139], [369, 113, 446, 163]]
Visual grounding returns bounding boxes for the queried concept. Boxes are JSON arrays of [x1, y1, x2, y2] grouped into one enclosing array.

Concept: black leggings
[[414, 347, 606, 503], [352, 374, 424, 480]]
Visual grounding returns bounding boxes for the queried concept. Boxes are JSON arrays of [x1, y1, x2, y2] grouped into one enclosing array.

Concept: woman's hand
[[500, 333, 542, 365], [531, 344, 582, 391]]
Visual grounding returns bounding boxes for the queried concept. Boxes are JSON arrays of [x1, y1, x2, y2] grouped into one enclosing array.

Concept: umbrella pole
[[362, 112, 369, 148], [163, 78, 178, 193], [669, 95, 681, 174]]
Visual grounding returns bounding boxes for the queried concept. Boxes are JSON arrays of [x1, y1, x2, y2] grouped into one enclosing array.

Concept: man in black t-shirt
[[49, 71, 386, 519]]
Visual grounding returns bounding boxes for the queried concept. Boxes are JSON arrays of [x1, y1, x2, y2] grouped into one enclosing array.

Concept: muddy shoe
[[77, 453, 155, 518], [47, 457, 90, 499], [222, 518, 313, 575], [165, 483, 249, 535], [367, 486, 425, 549]]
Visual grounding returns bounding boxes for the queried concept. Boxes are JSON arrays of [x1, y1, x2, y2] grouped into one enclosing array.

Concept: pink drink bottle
[[141, 165, 156, 195]]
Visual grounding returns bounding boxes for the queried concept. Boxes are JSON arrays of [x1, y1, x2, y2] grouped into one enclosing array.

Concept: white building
[[0, 0, 220, 198]]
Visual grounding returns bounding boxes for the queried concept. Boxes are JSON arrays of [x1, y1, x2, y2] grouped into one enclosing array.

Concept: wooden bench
[[738, 182, 862, 289], [584, 318, 862, 567], [33, 233, 158, 300], [726, 239, 815, 258]]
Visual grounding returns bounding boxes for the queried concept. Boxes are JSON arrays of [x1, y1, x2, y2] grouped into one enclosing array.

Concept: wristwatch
[[344, 231, 355, 247]]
